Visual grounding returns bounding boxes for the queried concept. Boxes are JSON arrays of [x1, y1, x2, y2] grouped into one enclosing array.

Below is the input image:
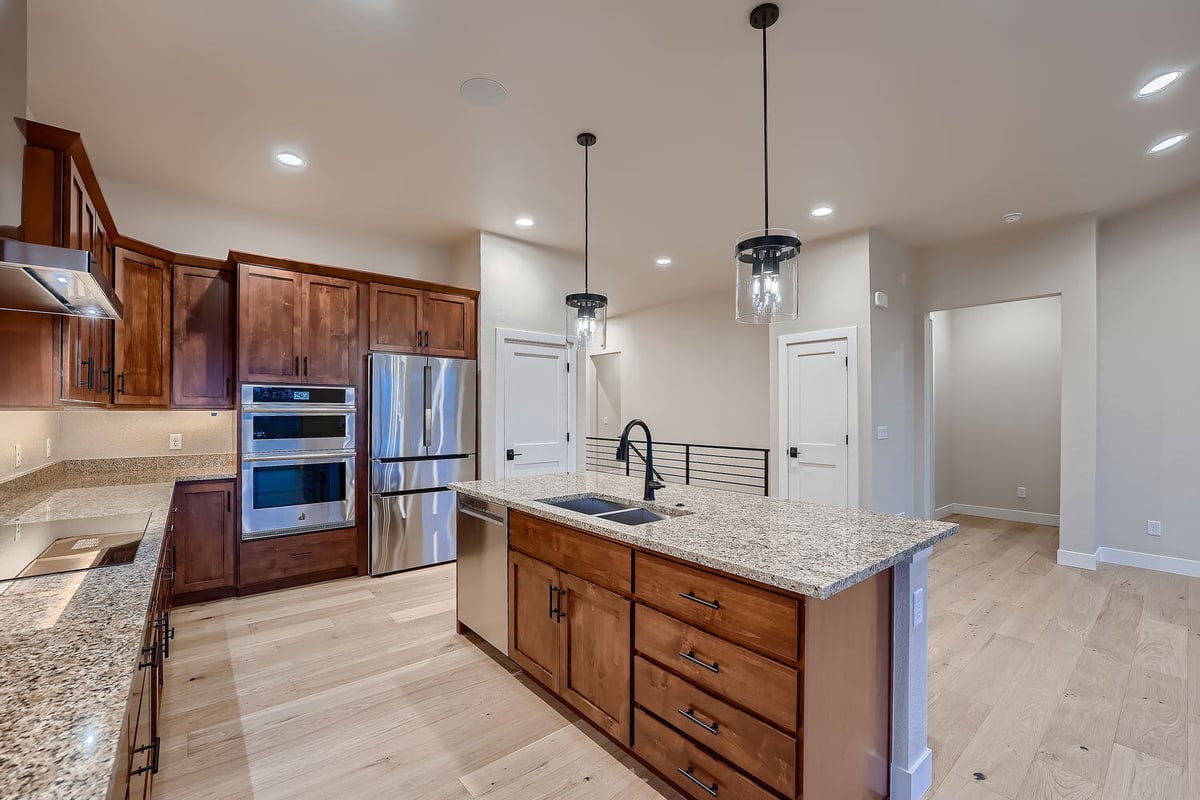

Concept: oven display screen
[[252, 462, 348, 510], [253, 415, 347, 441]]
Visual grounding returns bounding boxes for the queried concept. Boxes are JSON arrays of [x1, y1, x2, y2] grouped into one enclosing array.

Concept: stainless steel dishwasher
[[455, 495, 508, 654]]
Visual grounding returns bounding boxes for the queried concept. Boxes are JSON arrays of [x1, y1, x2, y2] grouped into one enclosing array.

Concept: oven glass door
[[241, 454, 356, 539], [241, 410, 355, 454]]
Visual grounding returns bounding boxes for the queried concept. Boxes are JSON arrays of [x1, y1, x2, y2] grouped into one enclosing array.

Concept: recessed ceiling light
[[514, 216, 535, 228], [655, 257, 672, 266], [275, 151, 306, 168], [810, 205, 834, 218], [1148, 133, 1188, 154], [1003, 212, 1023, 224], [1136, 71, 1183, 98], [460, 78, 508, 107]]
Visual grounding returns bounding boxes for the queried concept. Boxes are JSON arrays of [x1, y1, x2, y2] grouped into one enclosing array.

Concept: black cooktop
[[0, 512, 152, 581]]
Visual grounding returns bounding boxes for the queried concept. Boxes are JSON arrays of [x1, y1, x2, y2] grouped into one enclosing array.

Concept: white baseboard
[[890, 747, 932, 800], [936, 503, 1059, 526], [1096, 547, 1200, 578], [1057, 548, 1098, 570]]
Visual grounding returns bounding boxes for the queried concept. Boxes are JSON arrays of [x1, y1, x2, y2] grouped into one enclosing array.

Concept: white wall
[[916, 216, 1097, 558], [448, 233, 482, 291], [100, 176, 453, 285], [0, 409, 59, 482], [770, 231, 873, 499], [605, 289, 769, 448], [868, 230, 918, 515], [932, 297, 1062, 518], [477, 232, 585, 480], [1097, 184, 1200, 561]]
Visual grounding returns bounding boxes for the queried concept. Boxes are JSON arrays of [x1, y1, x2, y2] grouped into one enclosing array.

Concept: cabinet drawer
[[635, 552, 799, 661], [240, 527, 357, 585], [509, 510, 631, 593], [636, 657, 796, 796], [635, 605, 798, 731], [634, 709, 776, 800]]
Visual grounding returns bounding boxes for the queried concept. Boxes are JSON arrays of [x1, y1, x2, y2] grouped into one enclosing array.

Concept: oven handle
[[241, 406, 356, 414], [242, 451, 356, 464]]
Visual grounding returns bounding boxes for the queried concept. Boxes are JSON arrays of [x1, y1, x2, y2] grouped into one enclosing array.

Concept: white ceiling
[[27, 0, 1200, 309]]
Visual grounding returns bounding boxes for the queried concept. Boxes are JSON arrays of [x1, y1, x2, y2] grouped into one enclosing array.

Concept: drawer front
[[509, 510, 631, 593], [240, 526, 357, 585], [635, 605, 798, 731], [635, 552, 799, 661], [635, 657, 796, 796], [634, 709, 777, 800]]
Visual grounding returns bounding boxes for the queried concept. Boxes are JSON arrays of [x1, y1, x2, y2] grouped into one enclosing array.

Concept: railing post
[[763, 450, 769, 496], [685, 444, 691, 485]]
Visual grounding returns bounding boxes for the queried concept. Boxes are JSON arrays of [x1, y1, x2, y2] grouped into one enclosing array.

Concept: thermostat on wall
[[873, 291, 889, 309]]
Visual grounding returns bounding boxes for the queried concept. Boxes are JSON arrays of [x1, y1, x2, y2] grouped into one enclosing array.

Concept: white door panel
[[502, 339, 572, 478], [786, 339, 849, 507]]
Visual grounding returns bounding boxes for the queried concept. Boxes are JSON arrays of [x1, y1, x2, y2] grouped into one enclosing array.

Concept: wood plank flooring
[[155, 515, 1200, 799]]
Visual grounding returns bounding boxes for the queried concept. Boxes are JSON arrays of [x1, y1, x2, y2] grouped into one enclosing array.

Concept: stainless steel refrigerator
[[369, 353, 476, 575]]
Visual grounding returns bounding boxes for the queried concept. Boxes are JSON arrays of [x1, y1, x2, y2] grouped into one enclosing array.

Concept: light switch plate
[[1148, 520, 1162, 537], [877, 426, 889, 440], [14, 444, 21, 469], [1017, 486, 1027, 498], [45, 438, 52, 459], [169, 434, 183, 451], [912, 587, 925, 627]]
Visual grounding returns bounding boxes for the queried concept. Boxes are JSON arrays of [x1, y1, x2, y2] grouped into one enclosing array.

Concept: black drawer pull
[[290, 551, 313, 559], [138, 645, 156, 670], [679, 591, 720, 611], [131, 736, 161, 775], [678, 650, 719, 674], [678, 707, 720, 736], [677, 767, 718, 797]]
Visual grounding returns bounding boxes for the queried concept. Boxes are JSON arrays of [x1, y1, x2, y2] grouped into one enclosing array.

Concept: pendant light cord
[[584, 141, 590, 293], [762, 25, 769, 232]]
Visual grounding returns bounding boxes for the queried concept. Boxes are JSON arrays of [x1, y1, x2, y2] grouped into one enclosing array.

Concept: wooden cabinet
[[171, 264, 234, 408], [507, 550, 633, 744], [368, 282, 475, 359], [114, 247, 172, 406], [0, 312, 58, 407], [239, 265, 358, 385], [173, 480, 236, 601], [238, 526, 358, 589]]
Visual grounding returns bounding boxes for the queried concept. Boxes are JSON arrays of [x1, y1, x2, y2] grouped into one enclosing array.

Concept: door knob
[[788, 447, 800, 458], [506, 449, 523, 461]]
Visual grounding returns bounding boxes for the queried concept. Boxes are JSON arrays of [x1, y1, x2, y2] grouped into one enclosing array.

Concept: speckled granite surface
[[450, 472, 959, 600], [0, 455, 236, 800]]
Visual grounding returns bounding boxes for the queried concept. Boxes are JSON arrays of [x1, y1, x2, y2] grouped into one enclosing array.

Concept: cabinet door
[[424, 292, 475, 358], [301, 274, 358, 384], [113, 248, 172, 406], [239, 264, 303, 383], [172, 266, 234, 407], [62, 160, 115, 404], [509, 550, 560, 689], [556, 571, 632, 743], [175, 480, 236, 595], [368, 283, 422, 353], [0, 312, 58, 407]]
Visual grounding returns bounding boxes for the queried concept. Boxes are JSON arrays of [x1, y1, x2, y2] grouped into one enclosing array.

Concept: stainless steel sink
[[599, 508, 665, 526], [538, 494, 671, 526]]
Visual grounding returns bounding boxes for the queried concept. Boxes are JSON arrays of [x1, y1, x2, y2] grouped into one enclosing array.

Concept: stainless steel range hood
[[0, 239, 123, 319]]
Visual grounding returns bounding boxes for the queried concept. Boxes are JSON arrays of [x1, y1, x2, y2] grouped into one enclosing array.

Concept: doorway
[[928, 296, 1062, 526], [590, 352, 621, 439], [494, 329, 576, 478], [776, 328, 859, 508]]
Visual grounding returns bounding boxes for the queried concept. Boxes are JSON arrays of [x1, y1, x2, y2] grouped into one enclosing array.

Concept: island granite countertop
[[0, 455, 235, 800], [450, 472, 959, 600]]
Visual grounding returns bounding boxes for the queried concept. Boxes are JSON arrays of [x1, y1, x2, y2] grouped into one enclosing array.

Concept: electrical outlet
[[14, 444, 21, 469], [1148, 520, 1162, 537], [169, 433, 183, 451], [1017, 486, 1027, 499], [877, 426, 889, 440], [912, 587, 925, 628]]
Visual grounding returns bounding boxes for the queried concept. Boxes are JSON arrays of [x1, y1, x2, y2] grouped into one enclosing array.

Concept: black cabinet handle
[[225, 377, 231, 397], [117, 372, 125, 395], [679, 591, 720, 611], [554, 585, 566, 622], [294, 355, 300, 375], [131, 736, 161, 776], [548, 584, 556, 619], [676, 767, 718, 797], [678, 707, 720, 735], [226, 490, 231, 512], [162, 569, 175, 584], [289, 552, 313, 559], [678, 650, 720, 674], [80, 358, 93, 389], [100, 367, 112, 393], [303, 355, 309, 376], [424, 330, 430, 347], [138, 645, 157, 671]]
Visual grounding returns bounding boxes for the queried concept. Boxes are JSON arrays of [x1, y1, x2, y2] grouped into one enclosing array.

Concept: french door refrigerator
[[369, 353, 476, 575]]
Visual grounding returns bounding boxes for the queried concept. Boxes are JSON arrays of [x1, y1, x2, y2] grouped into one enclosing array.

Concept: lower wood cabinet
[[508, 550, 632, 744], [238, 526, 358, 590], [173, 480, 237, 603]]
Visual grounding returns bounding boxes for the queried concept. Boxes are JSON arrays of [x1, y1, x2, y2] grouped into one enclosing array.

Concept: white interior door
[[786, 339, 850, 506], [501, 337, 572, 478]]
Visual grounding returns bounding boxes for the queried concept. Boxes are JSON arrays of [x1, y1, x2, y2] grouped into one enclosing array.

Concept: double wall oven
[[240, 384, 356, 540]]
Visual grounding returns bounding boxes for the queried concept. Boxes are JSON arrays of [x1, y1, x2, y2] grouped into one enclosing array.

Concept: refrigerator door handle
[[423, 364, 433, 448]]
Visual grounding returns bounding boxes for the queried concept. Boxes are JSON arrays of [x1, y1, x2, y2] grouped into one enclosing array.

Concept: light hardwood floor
[[156, 516, 1200, 799]]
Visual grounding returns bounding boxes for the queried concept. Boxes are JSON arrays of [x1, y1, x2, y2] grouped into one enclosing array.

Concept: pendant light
[[735, 3, 800, 324], [566, 132, 608, 348]]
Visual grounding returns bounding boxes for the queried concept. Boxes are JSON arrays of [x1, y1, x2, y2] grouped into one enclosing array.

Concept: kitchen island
[[451, 472, 958, 800]]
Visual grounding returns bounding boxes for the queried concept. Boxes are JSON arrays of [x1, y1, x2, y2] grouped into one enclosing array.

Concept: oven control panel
[[243, 385, 355, 406]]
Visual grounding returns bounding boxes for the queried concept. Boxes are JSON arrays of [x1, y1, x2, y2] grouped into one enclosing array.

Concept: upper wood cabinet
[[113, 247, 172, 406], [368, 282, 475, 359], [172, 264, 234, 408], [238, 264, 359, 385]]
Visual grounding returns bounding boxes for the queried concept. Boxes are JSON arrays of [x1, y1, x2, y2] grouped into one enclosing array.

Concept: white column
[[891, 547, 932, 800]]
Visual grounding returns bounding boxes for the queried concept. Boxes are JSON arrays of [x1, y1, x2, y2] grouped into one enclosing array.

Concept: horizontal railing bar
[[586, 436, 769, 455]]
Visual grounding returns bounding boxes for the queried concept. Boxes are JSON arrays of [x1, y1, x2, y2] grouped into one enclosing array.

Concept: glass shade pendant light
[[566, 132, 608, 348], [735, 3, 800, 324]]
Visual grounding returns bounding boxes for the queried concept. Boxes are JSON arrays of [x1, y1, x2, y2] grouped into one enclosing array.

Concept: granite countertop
[[450, 472, 959, 600], [0, 455, 236, 800]]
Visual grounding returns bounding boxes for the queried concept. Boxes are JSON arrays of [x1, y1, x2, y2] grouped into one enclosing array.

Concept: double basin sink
[[538, 495, 680, 526]]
